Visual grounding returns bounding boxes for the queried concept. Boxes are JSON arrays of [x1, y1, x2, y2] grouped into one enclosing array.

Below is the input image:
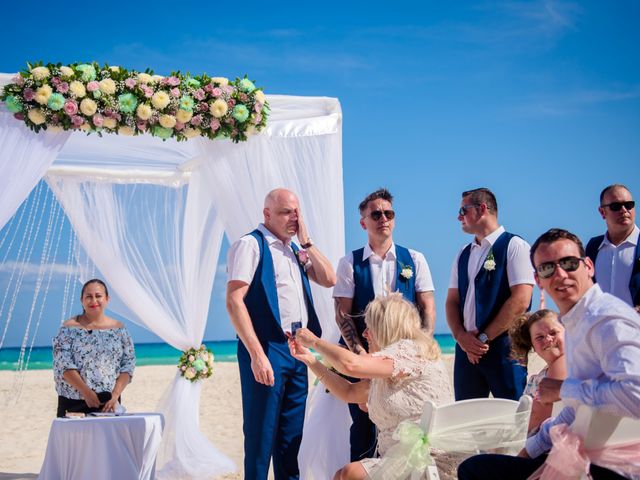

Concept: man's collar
[[560, 283, 601, 326], [473, 225, 505, 247], [258, 223, 289, 246], [601, 224, 640, 249], [363, 242, 396, 260]]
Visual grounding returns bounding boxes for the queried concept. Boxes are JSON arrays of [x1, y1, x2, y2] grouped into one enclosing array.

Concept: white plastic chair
[[413, 396, 532, 480]]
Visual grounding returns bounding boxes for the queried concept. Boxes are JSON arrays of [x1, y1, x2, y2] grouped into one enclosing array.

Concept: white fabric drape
[[0, 110, 69, 231], [46, 175, 235, 479]]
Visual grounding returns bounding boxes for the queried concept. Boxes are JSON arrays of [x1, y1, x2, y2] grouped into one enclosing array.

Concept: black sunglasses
[[535, 256, 586, 279], [367, 210, 395, 221], [458, 204, 479, 216], [601, 201, 635, 212]]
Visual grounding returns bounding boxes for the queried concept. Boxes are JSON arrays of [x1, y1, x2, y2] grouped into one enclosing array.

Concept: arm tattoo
[[335, 300, 365, 353]]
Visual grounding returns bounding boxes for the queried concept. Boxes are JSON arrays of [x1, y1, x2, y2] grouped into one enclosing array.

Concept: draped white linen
[[0, 110, 69, 231], [46, 175, 235, 479]]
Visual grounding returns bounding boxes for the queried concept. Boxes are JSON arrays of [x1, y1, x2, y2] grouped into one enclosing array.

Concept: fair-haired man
[[226, 188, 336, 480], [586, 184, 639, 310], [458, 228, 640, 479], [446, 187, 534, 400], [333, 187, 436, 461]]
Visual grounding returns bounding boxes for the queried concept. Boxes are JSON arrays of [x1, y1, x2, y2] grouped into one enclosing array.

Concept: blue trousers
[[238, 341, 307, 480], [458, 453, 626, 479], [454, 334, 527, 400]]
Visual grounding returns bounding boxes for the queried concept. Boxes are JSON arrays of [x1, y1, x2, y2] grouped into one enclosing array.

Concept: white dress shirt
[[594, 224, 639, 306], [525, 284, 640, 458], [227, 224, 308, 333], [333, 243, 434, 299], [448, 226, 534, 332]]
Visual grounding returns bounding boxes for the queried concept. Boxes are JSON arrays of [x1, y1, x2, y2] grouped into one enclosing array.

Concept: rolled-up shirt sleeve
[[227, 236, 259, 285], [119, 329, 136, 377]]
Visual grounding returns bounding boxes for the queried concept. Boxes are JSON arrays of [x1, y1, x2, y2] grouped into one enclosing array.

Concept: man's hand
[[457, 330, 489, 357], [251, 351, 275, 386], [295, 207, 310, 245], [538, 377, 563, 404]]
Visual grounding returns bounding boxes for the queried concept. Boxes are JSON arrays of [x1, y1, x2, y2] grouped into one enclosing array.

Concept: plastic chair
[[413, 396, 532, 480]]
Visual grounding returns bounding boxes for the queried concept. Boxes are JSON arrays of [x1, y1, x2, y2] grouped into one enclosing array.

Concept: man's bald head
[[264, 188, 298, 209], [263, 188, 300, 242]]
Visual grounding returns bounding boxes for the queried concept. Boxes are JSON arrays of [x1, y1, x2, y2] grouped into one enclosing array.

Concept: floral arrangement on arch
[[0, 61, 268, 143], [178, 344, 215, 382]]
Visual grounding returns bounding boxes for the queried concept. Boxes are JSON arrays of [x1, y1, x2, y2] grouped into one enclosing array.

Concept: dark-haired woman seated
[[53, 279, 135, 417]]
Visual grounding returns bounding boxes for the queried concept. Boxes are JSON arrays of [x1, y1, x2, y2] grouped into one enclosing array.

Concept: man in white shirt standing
[[586, 184, 640, 311], [333, 187, 436, 461], [458, 228, 640, 479], [446, 187, 534, 401], [226, 188, 336, 480]]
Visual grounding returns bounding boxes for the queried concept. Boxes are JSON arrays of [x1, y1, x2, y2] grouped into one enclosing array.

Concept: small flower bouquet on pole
[[178, 344, 215, 382]]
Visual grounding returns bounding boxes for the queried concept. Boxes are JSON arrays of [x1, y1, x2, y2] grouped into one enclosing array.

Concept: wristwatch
[[300, 238, 314, 249], [478, 332, 489, 344]]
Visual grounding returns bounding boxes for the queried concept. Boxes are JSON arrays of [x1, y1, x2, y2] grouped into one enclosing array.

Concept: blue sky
[[1, 1, 639, 347]]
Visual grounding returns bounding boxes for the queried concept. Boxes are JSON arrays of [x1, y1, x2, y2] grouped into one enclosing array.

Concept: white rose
[[245, 125, 256, 136], [59, 66, 75, 78], [69, 81, 86, 98], [27, 109, 46, 125], [150, 75, 164, 84], [483, 259, 496, 271], [183, 127, 201, 138], [137, 73, 152, 84], [159, 114, 176, 128], [210, 77, 229, 86], [175, 109, 192, 123], [99, 78, 116, 95], [118, 126, 135, 136], [80, 98, 98, 116], [184, 369, 195, 380], [151, 91, 170, 110], [254, 90, 266, 104], [103, 117, 117, 129], [209, 99, 228, 118], [34, 85, 53, 105], [109, 66, 120, 72], [31, 66, 51, 81], [400, 266, 413, 279], [136, 103, 153, 120]]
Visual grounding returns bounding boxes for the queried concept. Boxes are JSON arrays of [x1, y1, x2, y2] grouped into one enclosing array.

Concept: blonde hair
[[364, 293, 441, 360], [509, 309, 558, 366]]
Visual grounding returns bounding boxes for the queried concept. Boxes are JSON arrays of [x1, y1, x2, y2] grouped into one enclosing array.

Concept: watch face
[[479, 333, 489, 343]]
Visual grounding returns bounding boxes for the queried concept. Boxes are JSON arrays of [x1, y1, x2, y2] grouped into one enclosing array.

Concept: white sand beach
[[0, 353, 543, 479]]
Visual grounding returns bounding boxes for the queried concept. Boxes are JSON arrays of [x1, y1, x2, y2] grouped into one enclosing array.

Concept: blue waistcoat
[[351, 244, 417, 338], [586, 234, 640, 306], [458, 232, 526, 332], [243, 229, 321, 344]]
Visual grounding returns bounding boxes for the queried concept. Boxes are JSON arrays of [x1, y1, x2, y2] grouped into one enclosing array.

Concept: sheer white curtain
[[0, 110, 69, 231], [46, 174, 235, 479]]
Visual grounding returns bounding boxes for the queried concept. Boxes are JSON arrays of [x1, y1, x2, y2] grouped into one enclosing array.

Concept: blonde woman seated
[[290, 293, 457, 480]]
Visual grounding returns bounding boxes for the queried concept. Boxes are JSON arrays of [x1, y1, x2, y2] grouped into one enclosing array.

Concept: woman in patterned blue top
[[53, 279, 135, 417]]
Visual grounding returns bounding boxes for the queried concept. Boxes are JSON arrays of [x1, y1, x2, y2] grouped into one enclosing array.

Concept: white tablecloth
[[38, 413, 164, 480]]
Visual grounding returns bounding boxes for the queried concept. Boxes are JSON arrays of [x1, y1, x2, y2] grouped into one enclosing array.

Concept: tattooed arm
[[335, 297, 366, 354]]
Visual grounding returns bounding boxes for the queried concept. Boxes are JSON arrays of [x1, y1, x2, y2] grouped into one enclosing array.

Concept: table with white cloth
[[38, 413, 164, 480]]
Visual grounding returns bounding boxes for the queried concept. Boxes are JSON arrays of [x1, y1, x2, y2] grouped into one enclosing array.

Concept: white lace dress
[[359, 339, 459, 480]]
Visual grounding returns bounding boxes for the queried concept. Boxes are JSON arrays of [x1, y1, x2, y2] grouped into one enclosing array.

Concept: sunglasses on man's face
[[458, 204, 479, 216], [601, 201, 635, 212], [367, 210, 395, 221], [535, 256, 585, 279]]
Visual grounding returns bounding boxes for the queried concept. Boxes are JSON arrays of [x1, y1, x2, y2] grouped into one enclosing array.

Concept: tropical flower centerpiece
[[0, 61, 268, 143], [178, 344, 215, 382]]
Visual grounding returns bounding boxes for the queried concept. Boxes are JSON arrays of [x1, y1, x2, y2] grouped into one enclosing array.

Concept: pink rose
[[137, 120, 147, 131], [190, 114, 202, 126], [203, 83, 214, 94], [92, 114, 104, 127], [64, 100, 78, 115], [23, 88, 35, 101], [71, 115, 84, 127], [252, 114, 262, 124], [57, 82, 69, 93], [86, 81, 100, 92], [227, 99, 236, 108], [210, 119, 220, 131], [211, 87, 222, 97], [167, 76, 181, 87], [297, 250, 309, 265], [50, 114, 61, 125], [254, 102, 263, 112], [175, 121, 185, 131], [193, 89, 205, 101], [223, 85, 234, 94], [125, 78, 137, 88], [143, 86, 154, 98], [198, 102, 208, 112], [51, 77, 61, 86], [170, 88, 180, 98], [239, 93, 249, 102], [13, 74, 25, 86]]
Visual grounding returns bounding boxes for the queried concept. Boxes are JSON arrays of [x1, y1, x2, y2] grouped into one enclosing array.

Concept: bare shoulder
[[62, 317, 80, 327], [105, 317, 124, 328]]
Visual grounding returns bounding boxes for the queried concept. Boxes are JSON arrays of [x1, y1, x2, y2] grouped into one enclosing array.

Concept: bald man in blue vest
[[226, 188, 336, 480], [446, 187, 534, 401], [333, 188, 436, 461]]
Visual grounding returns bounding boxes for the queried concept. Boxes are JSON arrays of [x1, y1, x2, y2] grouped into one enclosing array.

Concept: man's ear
[[534, 272, 542, 289], [360, 217, 367, 230], [584, 256, 595, 278], [263, 207, 270, 221], [598, 206, 606, 220]]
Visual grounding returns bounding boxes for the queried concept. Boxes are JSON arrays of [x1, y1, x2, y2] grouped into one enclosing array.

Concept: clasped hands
[[457, 330, 489, 364]]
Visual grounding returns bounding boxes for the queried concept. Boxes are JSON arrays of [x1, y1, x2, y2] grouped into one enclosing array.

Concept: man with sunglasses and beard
[[446, 187, 534, 401], [458, 228, 640, 479], [333, 187, 436, 462], [586, 184, 640, 311]]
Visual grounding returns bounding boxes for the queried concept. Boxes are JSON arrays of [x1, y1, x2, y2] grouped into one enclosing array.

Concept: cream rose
[[175, 109, 193, 123], [109, 66, 120, 73], [59, 66, 74, 78], [137, 73, 152, 84], [31, 66, 51, 81], [136, 104, 153, 120], [34, 85, 53, 105], [151, 91, 170, 110], [159, 114, 176, 129], [69, 81, 87, 98], [27, 109, 46, 125], [245, 125, 256, 136], [102, 117, 117, 129], [184, 369, 196, 380], [80, 98, 98, 116], [150, 75, 164, 84], [99, 78, 117, 95], [209, 99, 228, 118], [210, 77, 229, 86], [183, 127, 201, 138], [118, 126, 135, 136], [254, 90, 266, 104], [79, 123, 92, 131]]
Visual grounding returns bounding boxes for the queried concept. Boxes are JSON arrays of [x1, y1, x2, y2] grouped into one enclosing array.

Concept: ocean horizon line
[[0, 334, 457, 371]]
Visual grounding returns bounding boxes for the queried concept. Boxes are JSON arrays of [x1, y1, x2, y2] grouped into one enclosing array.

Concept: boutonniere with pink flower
[[483, 249, 496, 272], [399, 264, 413, 281], [295, 249, 310, 268]]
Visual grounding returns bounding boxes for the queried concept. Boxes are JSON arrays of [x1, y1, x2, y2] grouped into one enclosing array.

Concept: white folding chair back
[[571, 404, 640, 450]]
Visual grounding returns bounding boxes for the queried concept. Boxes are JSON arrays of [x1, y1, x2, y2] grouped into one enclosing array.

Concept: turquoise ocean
[[0, 334, 457, 371]]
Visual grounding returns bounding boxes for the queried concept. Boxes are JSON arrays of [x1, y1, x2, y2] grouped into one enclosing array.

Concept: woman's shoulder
[[62, 316, 81, 328]]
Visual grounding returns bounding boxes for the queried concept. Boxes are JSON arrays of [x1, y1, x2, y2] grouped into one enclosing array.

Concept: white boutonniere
[[399, 264, 413, 281], [483, 249, 496, 272]]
